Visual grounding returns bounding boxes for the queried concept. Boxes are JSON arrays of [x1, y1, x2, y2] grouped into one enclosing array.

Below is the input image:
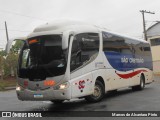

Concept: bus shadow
[[30, 87, 152, 112], [104, 87, 152, 100], [105, 88, 134, 99]]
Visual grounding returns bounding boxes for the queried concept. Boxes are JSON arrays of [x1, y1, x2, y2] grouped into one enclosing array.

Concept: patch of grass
[[0, 77, 17, 91]]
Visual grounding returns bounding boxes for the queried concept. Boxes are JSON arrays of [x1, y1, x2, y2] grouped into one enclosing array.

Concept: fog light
[[60, 84, 66, 89], [54, 82, 69, 90], [16, 86, 21, 91], [16, 85, 24, 91]]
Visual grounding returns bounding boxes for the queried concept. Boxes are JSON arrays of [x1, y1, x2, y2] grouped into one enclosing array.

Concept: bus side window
[[80, 33, 99, 63], [70, 33, 99, 72], [103, 32, 133, 56], [70, 37, 82, 71]]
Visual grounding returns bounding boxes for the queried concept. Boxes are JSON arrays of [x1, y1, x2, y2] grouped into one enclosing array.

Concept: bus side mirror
[[5, 37, 26, 54]]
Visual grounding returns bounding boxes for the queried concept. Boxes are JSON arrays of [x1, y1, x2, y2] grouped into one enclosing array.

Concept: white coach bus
[[15, 20, 153, 103]]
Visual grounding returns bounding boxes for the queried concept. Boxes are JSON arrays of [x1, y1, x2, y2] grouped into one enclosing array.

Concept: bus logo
[[78, 80, 85, 89]]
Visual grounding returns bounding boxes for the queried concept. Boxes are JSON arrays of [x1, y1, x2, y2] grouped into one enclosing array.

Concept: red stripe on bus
[[116, 70, 147, 79]]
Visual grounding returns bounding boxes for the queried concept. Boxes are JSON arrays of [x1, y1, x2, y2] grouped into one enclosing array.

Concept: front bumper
[[16, 87, 71, 101]]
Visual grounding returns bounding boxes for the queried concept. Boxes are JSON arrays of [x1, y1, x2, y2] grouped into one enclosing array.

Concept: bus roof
[[28, 20, 99, 38], [28, 20, 148, 43]]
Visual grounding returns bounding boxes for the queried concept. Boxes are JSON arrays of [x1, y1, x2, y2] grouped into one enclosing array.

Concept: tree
[[0, 50, 7, 56], [0, 55, 5, 80], [5, 51, 18, 77], [1, 40, 24, 79], [10, 40, 24, 54], [6, 40, 24, 77], [0, 50, 7, 80]]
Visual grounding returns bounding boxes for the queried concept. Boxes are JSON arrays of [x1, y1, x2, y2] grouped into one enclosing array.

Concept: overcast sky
[[0, 0, 160, 49]]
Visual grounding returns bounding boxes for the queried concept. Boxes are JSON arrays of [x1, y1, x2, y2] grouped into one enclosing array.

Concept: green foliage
[[10, 40, 24, 53], [0, 50, 7, 56], [4, 52, 18, 78], [0, 56, 5, 80], [0, 40, 23, 79]]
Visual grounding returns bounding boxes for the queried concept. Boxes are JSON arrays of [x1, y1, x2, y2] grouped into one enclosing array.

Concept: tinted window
[[70, 38, 82, 71], [103, 32, 132, 54], [18, 35, 67, 80], [70, 33, 99, 72], [102, 31, 152, 71]]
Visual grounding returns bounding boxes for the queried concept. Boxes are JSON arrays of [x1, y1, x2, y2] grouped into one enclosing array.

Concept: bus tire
[[132, 75, 145, 91], [85, 80, 105, 102], [137, 75, 145, 90], [51, 100, 64, 104]]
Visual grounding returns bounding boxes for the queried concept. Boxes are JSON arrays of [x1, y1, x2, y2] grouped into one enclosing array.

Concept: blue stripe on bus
[[104, 51, 152, 71]]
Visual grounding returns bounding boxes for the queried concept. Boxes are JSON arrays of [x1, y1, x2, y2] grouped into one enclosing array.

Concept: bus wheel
[[132, 75, 145, 91], [51, 100, 64, 104], [85, 80, 105, 102], [137, 75, 145, 90]]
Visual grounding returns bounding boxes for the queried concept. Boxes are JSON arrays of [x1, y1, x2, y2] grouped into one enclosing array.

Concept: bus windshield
[[18, 35, 67, 80]]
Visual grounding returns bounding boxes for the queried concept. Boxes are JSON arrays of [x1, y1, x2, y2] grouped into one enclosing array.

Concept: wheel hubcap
[[93, 86, 101, 98]]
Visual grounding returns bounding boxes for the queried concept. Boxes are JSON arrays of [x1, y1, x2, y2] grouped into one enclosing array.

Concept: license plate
[[34, 94, 43, 98]]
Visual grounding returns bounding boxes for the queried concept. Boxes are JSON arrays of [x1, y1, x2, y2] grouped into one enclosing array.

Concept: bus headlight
[[54, 82, 69, 90]]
